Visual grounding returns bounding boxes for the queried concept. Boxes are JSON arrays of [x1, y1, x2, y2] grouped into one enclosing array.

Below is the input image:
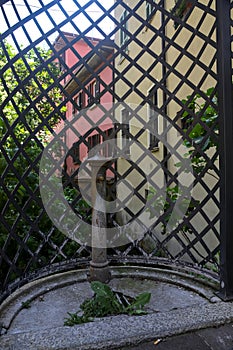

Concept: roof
[[53, 31, 102, 51], [64, 41, 114, 94]]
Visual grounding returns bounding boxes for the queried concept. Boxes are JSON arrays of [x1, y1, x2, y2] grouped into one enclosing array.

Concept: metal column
[[217, 0, 233, 300]]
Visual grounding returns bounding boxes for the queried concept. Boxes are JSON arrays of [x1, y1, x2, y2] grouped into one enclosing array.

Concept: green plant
[[171, 0, 192, 29], [173, 0, 187, 18], [178, 87, 218, 177], [21, 300, 32, 309], [146, 88, 218, 256], [0, 40, 81, 283], [64, 281, 151, 326], [147, 185, 199, 234], [63, 186, 92, 223]]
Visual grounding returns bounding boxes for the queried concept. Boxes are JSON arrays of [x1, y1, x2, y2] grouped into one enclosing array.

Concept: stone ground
[[120, 323, 233, 350], [0, 267, 233, 349]]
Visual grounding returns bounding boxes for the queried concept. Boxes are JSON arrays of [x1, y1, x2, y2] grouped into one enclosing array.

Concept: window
[[95, 78, 100, 104], [146, 0, 155, 20], [121, 108, 130, 154], [70, 142, 80, 165], [77, 91, 84, 110], [120, 10, 129, 52], [72, 92, 84, 115], [148, 87, 159, 150], [72, 97, 77, 115], [87, 83, 93, 105], [103, 128, 115, 157], [58, 52, 66, 72], [88, 133, 101, 156], [87, 78, 100, 106]]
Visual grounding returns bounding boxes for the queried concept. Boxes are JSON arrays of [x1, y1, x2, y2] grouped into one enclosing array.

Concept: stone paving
[[120, 323, 233, 350]]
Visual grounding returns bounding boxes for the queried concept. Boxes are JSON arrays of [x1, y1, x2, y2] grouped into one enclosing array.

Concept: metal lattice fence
[[0, 0, 232, 302]]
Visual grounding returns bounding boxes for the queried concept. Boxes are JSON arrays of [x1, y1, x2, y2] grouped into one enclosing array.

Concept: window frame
[[103, 127, 115, 157], [146, 0, 155, 21], [148, 86, 159, 151], [88, 133, 101, 154], [72, 91, 84, 115], [95, 78, 100, 104], [72, 96, 77, 115], [87, 78, 100, 106], [77, 91, 84, 110], [120, 10, 129, 53], [70, 142, 80, 165], [121, 108, 130, 155], [87, 83, 93, 105]]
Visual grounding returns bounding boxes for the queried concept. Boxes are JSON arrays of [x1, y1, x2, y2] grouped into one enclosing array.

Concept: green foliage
[[0, 40, 81, 282], [64, 281, 151, 326], [146, 88, 217, 236], [63, 312, 92, 326], [21, 300, 32, 309], [173, 0, 187, 18], [171, 0, 190, 28], [127, 291, 151, 315], [63, 186, 92, 224], [147, 185, 199, 234], [179, 87, 218, 175]]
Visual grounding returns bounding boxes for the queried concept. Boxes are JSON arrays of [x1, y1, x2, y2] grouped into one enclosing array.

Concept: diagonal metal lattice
[[0, 0, 231, 302]]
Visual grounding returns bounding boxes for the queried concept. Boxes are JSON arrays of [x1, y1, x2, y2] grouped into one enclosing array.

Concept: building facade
[[54, 33, 115, 176], [113, 0, 218, 263]]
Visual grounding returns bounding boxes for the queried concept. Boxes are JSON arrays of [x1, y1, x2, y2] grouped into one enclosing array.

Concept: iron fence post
[[216, 0, 233, 300]]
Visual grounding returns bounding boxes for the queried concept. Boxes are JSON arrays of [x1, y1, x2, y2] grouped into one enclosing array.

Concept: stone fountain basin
[[1, 265, 232, 350]]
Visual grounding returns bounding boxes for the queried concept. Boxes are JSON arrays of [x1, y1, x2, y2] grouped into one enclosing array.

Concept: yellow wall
[[114, 0, 219, 263]]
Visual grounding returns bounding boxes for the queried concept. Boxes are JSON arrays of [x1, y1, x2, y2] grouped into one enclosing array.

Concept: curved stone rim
[[0, 264, 219, 332]]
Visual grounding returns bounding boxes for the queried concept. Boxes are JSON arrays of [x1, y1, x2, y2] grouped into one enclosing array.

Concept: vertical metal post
[[88, 155, 111, 283], [217, 0, 233, 300]]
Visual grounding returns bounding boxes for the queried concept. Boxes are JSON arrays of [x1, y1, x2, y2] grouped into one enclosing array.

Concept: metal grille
[[0, 0, 232, 301]]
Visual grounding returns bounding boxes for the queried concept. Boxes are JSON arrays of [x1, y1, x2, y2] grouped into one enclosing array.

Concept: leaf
[[91, 281, 114, 297], [127, 292, 151, 311], [129, 309, 148, 316], [189, 123, 203, 138], [206, 87, 215, 96], [174, 161, 182, 167], [21, 300, 31, 309], [64, 312, 93, 326]]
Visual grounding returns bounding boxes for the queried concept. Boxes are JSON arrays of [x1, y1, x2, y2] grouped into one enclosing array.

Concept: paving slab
[[197, 323, 233, 350], [136, 333, 211, 350], [120, 323, 233, 350]]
